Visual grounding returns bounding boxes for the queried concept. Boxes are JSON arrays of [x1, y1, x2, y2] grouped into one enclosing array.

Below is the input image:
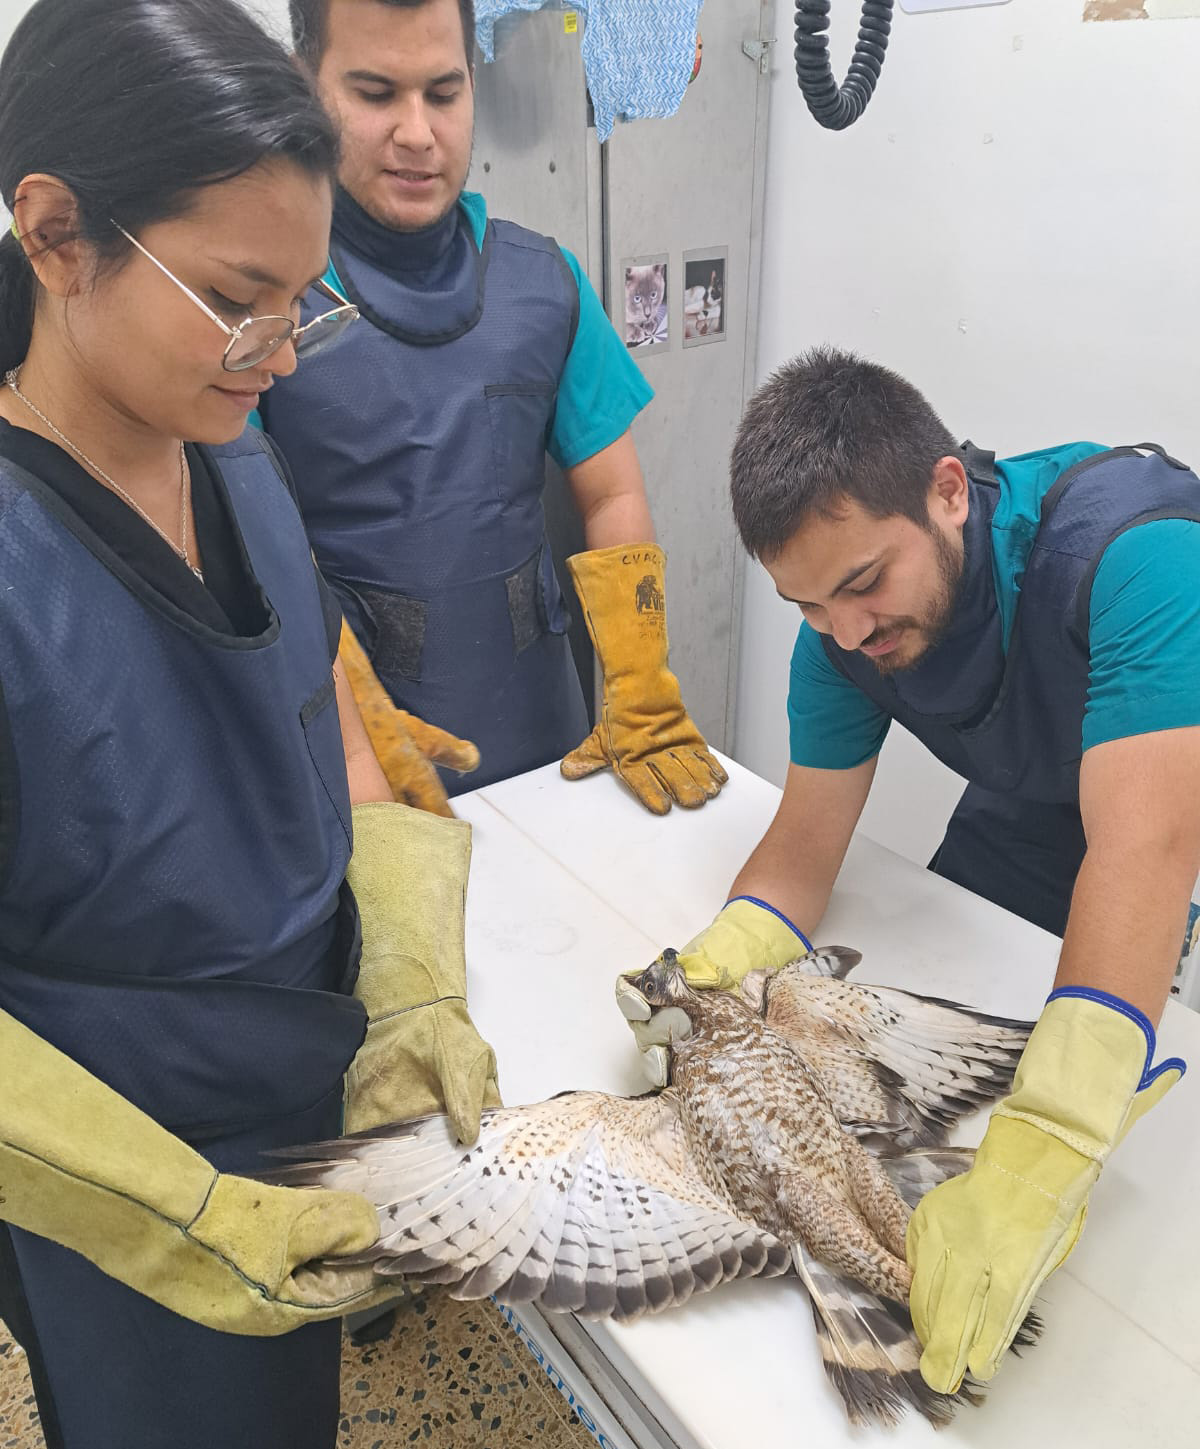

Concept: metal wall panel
[[470, 10, 597, 269], [603, 1, 775, 749], [470, 2, 775, 749], [470, 11, 600, 708]]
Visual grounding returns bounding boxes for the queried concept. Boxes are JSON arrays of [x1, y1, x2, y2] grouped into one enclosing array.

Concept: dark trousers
[[930, 784, 1087, 938], [0, 1088, 345, 1449]]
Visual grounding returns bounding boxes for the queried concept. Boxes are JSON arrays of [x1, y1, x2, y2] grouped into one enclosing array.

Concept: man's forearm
[[334, 655, 394, 806], [727, 835, 840, 941], [566, 430, 656, 550], [726, 758, 877, 939], [1068, 728, 1200, 1024], [580, 491, 655, 550], [1055, 841, 1194, 1026]]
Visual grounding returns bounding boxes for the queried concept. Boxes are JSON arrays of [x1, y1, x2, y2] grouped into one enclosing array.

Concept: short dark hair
[[730, 346, 960, 561], [290, 0, 476, 66], [0, 0, 338, 374]]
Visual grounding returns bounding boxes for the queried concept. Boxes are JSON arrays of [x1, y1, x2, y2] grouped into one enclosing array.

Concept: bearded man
[[621, 344, 1200, 1397]]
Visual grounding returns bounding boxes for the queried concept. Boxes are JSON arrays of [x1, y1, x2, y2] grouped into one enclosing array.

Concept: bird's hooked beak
[[628, 948, 691, 1007]]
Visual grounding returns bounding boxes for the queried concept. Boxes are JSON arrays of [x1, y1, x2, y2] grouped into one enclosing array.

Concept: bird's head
[[627, 948, 697, 1010], [616, 949, 761, 1085], [624, 949, 754, 1035]]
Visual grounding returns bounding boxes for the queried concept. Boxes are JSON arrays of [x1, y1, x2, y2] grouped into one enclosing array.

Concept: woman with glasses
[[0, 2, 498, 1446]]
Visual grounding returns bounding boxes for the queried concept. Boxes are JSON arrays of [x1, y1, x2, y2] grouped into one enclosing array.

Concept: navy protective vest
[[824, 443, 1200, 935], [0, 430, 367, 1141], [260, 193, 589, 794]]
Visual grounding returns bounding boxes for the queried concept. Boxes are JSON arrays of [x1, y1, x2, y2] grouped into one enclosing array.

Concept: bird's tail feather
[[795, 1145, 1043, 1425], [794, 1147, 1041, 1426], [792, 1243, 968, 1428]]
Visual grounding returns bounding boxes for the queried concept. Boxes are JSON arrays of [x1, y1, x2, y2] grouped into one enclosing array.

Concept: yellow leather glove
[[339, 620, 479, 818], [344, 802, 501, 1141], [615, 897, 813, 1086], [560, 544, 728, 815], [906, 988, 1186, 1393], [0, 1010, 385, 1336]]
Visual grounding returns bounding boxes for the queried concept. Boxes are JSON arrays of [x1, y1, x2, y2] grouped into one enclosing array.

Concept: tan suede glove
[[339, 620, 479, 818], [344, 802, 501, 1141], [0, 1010, 385, 1336], [560, 544, 728, 815]]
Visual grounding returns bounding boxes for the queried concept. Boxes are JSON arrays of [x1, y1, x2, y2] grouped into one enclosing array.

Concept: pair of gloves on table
[[343, 543, 727, 818], [619, 897, 1187, 1395], [0, 801, 497, 1337]]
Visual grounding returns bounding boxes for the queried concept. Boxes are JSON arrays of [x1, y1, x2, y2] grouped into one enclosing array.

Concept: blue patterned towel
[[475, 0, 703, 143], [475, 0, 546, 61]]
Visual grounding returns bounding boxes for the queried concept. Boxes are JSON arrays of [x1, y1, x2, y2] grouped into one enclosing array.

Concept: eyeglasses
[[111, 221, 359, 372]]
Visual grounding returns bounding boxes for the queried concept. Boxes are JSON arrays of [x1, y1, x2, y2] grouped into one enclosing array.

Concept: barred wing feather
[[270, 1090, 790, 1322], [758, 962, 1032, 1148]]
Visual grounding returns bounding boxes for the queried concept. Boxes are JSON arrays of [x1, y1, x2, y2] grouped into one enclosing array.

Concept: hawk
[[271, 948, 1036, 1427]]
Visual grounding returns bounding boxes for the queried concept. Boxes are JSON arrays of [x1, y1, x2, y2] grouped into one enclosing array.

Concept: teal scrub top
[[786, 443, 1200, 768]]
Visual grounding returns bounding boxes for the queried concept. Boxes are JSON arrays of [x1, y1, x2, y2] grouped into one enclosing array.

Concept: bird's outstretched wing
[[779, 945, 863, 980], [753, 959, 1032, 1148], [268, 1090, 790, 1321]]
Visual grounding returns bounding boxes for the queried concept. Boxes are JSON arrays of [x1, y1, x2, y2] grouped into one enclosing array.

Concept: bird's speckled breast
[[671, 1016, 856, 1237]]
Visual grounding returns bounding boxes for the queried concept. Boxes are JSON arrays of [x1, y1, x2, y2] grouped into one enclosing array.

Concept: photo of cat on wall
[[683, 250, 727, 347], [623, 259, 669, 352]]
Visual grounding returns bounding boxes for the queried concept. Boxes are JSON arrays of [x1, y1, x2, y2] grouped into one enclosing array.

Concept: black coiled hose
[[794, 0, 893, 131]]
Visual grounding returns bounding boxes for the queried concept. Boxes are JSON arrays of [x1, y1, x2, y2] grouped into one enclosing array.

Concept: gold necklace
[[4, 368, 203, 582]]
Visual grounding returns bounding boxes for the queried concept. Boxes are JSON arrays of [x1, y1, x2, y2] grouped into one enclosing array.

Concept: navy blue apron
[[260, 191, 589, 794], [0, 430, 367, 1448], [824, 443, 1200, 936]]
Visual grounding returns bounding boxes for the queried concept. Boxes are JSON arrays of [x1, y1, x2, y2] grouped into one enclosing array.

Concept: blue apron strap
[[959, 440, 999, 487], [1126, 442, 1190, 470]]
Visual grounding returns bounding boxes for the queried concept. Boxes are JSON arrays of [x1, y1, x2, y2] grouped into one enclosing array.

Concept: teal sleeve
[[1084, 519, 1200, 751], [547, 248, 654, 470], [788, 623, 891, 769]]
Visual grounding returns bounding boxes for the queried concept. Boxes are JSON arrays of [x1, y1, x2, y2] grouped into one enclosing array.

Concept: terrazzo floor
[[0, 1290, 599, 1448]]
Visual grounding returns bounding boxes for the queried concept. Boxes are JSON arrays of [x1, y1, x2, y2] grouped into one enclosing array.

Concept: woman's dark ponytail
[[0, 229, 34, 375], [0, 0, 339, 370]]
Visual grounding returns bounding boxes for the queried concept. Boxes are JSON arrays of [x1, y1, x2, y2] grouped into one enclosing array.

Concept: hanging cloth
[[475, 0, 704, 142]]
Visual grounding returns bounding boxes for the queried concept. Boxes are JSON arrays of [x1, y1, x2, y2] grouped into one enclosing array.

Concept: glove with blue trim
[[615, 897, 812, 1087], [906, 987, 1187, 1393]]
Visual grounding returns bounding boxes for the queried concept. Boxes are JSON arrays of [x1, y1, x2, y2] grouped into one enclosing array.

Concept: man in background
[[263, 0, 726, 816]]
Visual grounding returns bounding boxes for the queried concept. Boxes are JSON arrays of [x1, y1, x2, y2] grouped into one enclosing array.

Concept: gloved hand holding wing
[[906, 987, 1186, 1393], [0, 1011, 386, 1335]]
